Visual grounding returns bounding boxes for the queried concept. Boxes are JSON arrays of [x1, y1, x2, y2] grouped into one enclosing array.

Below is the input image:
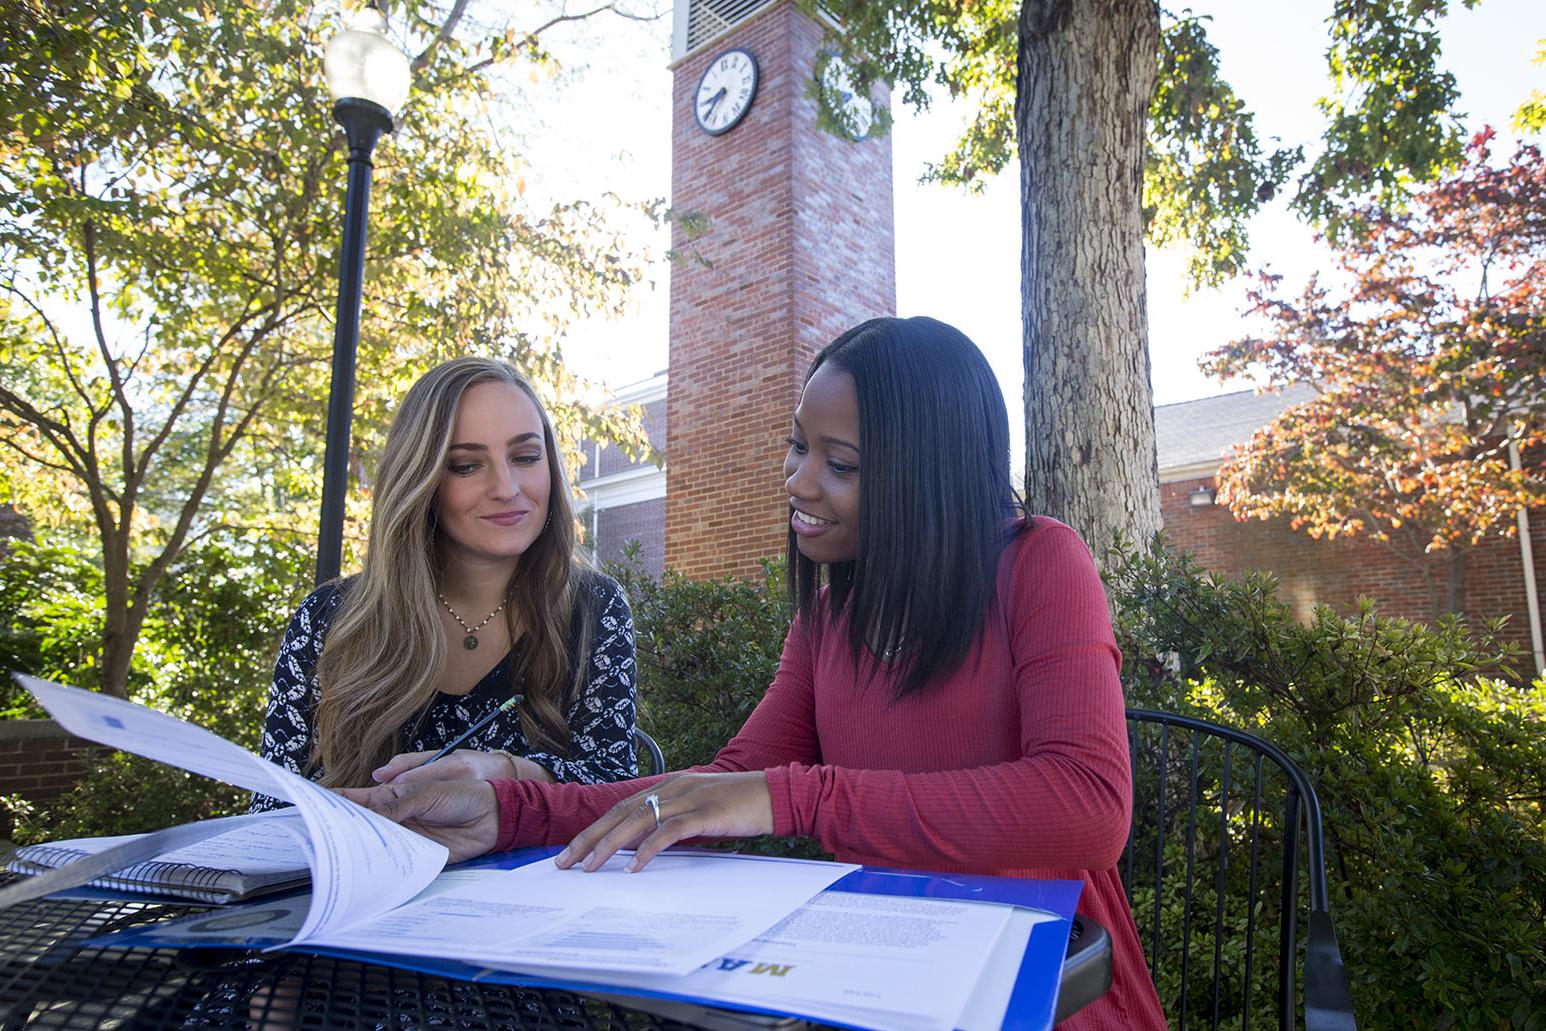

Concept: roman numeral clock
[[693, 48, 758, 135], [664, 0, 896, 578]]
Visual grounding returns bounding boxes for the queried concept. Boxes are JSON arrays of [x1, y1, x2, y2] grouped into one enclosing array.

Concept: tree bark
[[1016, 0, 1162, 560], [99, 524, 134, 699], [1445, 547, 1469, 618]]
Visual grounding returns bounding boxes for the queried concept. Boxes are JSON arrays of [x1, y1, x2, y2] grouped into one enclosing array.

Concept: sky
[[522, 0, 1544, 450]]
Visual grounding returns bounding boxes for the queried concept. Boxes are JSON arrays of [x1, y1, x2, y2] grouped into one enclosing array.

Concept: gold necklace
[[437, 592, 506, 651]]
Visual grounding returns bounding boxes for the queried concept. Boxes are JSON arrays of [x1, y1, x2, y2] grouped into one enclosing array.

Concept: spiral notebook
[[5, 809, 311, 905]]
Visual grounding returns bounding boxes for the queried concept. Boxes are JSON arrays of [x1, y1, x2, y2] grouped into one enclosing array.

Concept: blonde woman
[[251, 358, 636, 809]]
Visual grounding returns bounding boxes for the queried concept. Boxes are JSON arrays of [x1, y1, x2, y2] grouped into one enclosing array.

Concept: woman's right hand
[[373, 748, 550, 786]]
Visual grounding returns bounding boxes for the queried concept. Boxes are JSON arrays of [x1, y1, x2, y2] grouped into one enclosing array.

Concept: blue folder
[[92, 847, 1083, 1031]]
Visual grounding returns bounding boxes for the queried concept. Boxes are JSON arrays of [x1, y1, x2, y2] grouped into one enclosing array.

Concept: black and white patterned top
[[250, 572, 637, 811]]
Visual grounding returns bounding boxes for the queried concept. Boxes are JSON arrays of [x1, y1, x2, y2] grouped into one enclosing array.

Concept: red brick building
[[660, 0, 895, 579], [578, 372, 668, 577], [1157, 387, 1546, 674]]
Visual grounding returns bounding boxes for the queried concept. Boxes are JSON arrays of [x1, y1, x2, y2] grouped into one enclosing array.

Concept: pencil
[[424, 694, 523, 764]]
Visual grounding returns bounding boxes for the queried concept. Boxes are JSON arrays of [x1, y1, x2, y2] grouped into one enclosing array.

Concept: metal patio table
[[0, 879, 1109, 1029]]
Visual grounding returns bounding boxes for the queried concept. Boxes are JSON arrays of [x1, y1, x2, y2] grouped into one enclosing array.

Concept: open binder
[[95, 847, 1092, 1031]]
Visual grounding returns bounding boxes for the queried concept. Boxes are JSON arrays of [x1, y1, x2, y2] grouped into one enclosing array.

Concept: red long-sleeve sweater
[[492, 517, 1166, 1029]]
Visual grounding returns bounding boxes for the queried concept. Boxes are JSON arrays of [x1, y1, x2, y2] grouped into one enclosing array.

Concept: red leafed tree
[[1203, 133, 1546, 617]]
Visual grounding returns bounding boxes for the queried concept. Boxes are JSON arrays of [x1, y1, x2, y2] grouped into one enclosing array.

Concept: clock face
[[694, 48, 759, 136], [818, 53, 874, 141]]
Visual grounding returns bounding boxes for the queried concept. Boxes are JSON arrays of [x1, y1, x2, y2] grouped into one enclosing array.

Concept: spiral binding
[[8, 846, 248, 904]]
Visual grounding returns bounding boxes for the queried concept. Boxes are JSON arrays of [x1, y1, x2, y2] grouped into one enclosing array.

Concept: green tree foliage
[[801, 0, 1515, 552], [816, 0, 1489, 285], [1515, 40, 1546, 134], [1109, 540, 1546, 1029], [2, 531, 312, 730], [0, 0, 654, 698], [1202, 136, 1546, 616]]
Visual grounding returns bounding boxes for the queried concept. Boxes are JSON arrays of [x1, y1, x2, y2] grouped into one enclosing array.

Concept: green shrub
[[8, 753, 249, 846], [3, 531, 311, 840], [609, 551, 792, 768], [1, 537, 107, 715], [1107, 539, 1546, 1030]]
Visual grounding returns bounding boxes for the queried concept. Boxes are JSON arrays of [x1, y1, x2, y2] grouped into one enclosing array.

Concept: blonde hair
[[311, 358, 592, 789]]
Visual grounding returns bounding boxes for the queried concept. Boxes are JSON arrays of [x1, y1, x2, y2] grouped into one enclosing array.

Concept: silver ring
[[643, 792, 661, 828]]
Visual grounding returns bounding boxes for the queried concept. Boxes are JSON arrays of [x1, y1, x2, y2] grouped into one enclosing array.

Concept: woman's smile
[[790, 508, 836, 535]]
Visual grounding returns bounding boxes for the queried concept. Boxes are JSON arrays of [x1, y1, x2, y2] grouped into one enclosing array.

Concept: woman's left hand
[[373, 749, 554, 786], [340, 779, 500, 862], [556, 771, 774, 873]]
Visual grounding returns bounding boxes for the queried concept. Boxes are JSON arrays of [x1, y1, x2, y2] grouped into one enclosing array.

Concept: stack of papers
[[302, 851, 857, 976], [100, 853, 1079, 1031], [7, 677, 854, 967], [11, 675, 447, 943], [520, 883, 1057, 1031]]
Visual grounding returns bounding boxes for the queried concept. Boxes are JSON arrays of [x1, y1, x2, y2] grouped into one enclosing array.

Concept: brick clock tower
[[663, 0, 896, 578]]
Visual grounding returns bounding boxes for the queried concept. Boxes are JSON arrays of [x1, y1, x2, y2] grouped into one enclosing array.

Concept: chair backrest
[[633, 728, 665, 778], [1123, 709, 1356, 1031]]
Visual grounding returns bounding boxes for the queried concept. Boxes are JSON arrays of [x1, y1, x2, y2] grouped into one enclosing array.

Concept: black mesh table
[[0, 885, 1109, 1029], [0, 890, 704, 1030]]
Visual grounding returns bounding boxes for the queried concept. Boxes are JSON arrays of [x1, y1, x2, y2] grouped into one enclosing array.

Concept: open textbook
[[4, 675, 855, 975]]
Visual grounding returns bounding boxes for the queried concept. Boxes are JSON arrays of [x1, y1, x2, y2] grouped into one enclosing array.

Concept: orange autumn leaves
[[1204, 132, 1546, 554]]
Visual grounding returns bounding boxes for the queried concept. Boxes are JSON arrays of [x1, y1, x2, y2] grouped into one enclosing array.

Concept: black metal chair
[[633, 728, 665, 778], [1123, 709, 1356, 1031]]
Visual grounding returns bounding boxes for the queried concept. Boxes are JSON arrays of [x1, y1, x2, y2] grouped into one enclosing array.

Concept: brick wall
[[665, 1, 896, 579], [595, 497, 667, 578], [1162, 475, 1546, 667], [0, 720, 108, 805]]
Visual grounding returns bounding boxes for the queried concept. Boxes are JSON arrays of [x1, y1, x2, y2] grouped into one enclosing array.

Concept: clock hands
[[699, 86, 727, 123]]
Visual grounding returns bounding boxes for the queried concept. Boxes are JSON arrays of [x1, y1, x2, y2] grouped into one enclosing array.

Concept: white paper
[[495, 890, 1016, 1031], [12, 808, 313, 876], [311, 852, 858, 976], [956, 908, 1061, 1031], [15, 675, 448, 945]]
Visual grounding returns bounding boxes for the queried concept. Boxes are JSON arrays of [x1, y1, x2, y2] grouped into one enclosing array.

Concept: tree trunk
[[1016, 0, 1162, 560], [1445, 547, 1469, 618], [99, 528, 134, 699]]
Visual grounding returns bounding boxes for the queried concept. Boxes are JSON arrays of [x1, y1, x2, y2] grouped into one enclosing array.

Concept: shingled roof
[[1154, 383, 1318, 479]]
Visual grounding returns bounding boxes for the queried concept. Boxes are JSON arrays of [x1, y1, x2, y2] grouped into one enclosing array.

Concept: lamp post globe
[[324, 7, 411, 114], [316, 5, 409, 585]]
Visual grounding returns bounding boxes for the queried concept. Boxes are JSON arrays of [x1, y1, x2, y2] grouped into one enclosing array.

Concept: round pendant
[[462, 634, 479, 651]]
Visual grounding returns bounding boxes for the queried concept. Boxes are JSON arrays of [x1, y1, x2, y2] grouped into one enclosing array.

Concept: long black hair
[[787, 316, 1023, 699]]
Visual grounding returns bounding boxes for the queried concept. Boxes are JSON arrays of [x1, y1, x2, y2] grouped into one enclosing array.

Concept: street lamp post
[[316, 6, 410, 585]]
